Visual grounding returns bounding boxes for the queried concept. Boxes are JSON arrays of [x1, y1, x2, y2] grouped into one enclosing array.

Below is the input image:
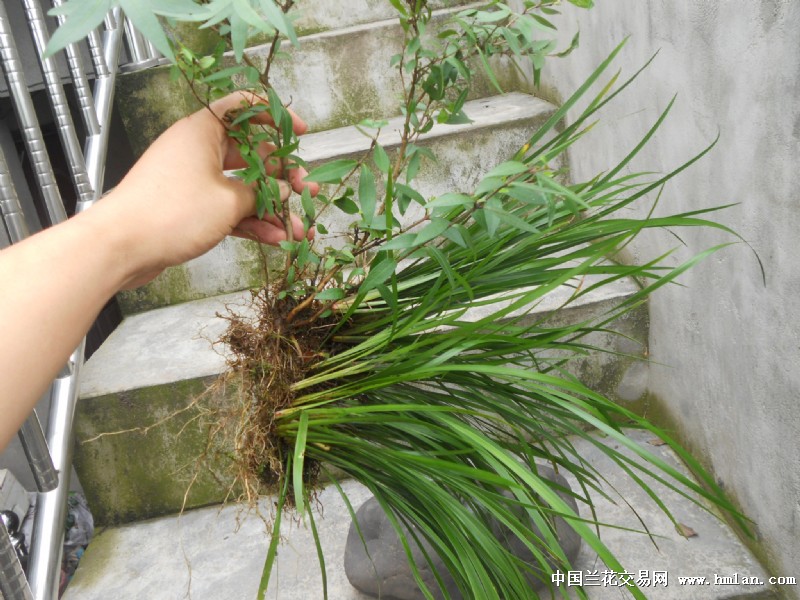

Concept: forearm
[[0, 92, 316, 452], [0, 207, 129, 450]]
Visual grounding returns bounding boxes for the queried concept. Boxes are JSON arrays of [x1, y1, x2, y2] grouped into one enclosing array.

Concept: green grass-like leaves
[[257, 43, 752, 599]]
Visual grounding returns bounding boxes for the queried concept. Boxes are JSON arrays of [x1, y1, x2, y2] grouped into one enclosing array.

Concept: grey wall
[[540, 0, 799, 584]]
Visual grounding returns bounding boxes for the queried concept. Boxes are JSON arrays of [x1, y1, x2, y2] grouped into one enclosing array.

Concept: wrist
[[74, 193, 149, 292]]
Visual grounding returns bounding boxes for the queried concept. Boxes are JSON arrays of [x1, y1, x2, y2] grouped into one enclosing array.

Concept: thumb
[[222, 174, 260, 223]]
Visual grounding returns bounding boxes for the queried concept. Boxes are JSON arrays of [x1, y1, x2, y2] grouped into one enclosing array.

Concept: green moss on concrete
[[584, 303, 650, 405], [239, 240, 283, 285], [116, 264, 193, 315], [64, 527, 120, 590], [321, 78, 385, 134], [262, 40, 389, 134], [116, 241, 285, 315], [74, 377, 236, 525], [466, 54, 536, 99], [115, 66, 201, 157], [528, 298, 650, 408], [531, 82, 564, 108], [166, 21, 223, 55]]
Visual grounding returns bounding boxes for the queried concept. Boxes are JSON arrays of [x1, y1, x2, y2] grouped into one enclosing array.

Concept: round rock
[[343, 465, 581, 599]]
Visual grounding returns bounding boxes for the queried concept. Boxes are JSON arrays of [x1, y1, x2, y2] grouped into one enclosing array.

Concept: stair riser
[[249, 11, 531, 139], [73, 377, 226, 525]]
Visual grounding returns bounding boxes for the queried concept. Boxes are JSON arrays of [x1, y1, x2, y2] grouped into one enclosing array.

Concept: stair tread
[[81, 276, 638, 400], [290, 0, 474, 37], [290, 1, 481, 43], [298, 92, 555, 163], [63, 429, 773, 600], [80, 290, 245, 399]]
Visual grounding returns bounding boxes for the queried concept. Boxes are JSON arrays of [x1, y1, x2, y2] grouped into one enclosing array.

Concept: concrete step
[[63, 430, 775, 600], [292, 0, 468, 37], [77, 275, 648, 525], [116, 92, 556, 315], [116, 2, 531, 157]]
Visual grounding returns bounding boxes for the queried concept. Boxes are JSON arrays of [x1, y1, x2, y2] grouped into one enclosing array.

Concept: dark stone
[[344, 466, 581, 599]]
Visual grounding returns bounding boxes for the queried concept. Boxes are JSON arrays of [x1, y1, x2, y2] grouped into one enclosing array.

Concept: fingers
[[209, 91, 308, 135], [288, 167, 321, 197], [226, 176, 314, 246], [213, 92, 320, 197], [223, 139, 319, 196], [233, 213, 314, 246], [223, 138, 277, 170]]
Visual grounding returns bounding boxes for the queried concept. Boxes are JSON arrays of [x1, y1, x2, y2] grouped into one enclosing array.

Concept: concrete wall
[[540, 0, 799, 585]]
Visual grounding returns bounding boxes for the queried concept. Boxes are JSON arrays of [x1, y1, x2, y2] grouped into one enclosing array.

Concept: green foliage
[[45, 0, 295, 61], [48, 2, 751, 599]]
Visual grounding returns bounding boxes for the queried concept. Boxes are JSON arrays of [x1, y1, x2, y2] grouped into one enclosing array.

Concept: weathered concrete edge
[[76, 288, 649, 523], [89, 276, 637, 400], [297, 93, 555, 163]]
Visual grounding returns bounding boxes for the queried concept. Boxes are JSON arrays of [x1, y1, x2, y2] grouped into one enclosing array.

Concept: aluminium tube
[[16, 415, 60, 494], [50, 0, 101, 137], [22, 0, 94, 204], [80, 7, 124, 209], [0, 2, 66, 226], [26, 364, 83, 600], [123, 17, 148, 64], [86, 29, 109, 78], [25, 11, 125, 600], [120, 18, 161, 72], [147, 40, 160, 60], [0, 147, 30, 242], [0, 521, 33, 600], [0, 216, 10, 248]]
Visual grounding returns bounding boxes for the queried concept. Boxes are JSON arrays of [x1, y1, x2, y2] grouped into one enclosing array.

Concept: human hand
[[90, 91, 319, 289]]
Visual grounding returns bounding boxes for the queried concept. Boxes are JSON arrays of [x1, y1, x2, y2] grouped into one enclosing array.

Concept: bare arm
[[0, 93, 318, 450]]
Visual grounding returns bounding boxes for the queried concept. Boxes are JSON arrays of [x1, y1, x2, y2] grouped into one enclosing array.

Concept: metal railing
[[0, 3, 164, 598]]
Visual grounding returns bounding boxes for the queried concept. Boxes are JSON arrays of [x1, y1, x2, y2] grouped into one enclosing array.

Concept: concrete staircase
[[65, 4, 773, 599]]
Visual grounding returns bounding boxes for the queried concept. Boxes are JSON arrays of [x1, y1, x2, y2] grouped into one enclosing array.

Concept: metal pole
[[22, 0, 94, 204], [0, 148, 30, 242], [0, 215, 10, 248], [81, 7, 124, 208], [50, 0, 101, 137], [26, 365, 83, 600], [123, 17, 148, 64], [0, 1, 66, 226], [120, 18, 161, 72], [146, 40, 160, 60], [86, 29, 109, 78], [17, 415, 60, 494], [0, 521, 33, 600]]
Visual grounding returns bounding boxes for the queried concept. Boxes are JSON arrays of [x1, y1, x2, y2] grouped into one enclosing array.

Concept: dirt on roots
[[209, 285, 341, 505]]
